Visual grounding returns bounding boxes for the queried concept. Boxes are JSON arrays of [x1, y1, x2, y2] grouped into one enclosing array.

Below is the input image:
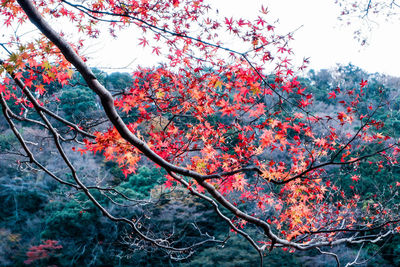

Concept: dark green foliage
[[117, 166, 165, 198], [59, 85, 98, 123], [0, 130, 18, 150], [186, 233, 299, 267], [0, 186, 47, 220], [106, 72, 133, 91], [41, 197, 98, 239]]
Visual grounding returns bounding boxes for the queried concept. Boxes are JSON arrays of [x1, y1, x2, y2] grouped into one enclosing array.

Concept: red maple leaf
[[360, 79, 368, 88], [328, 91, 336, 99], [139, 37, 149, 47], [152, 46, 161, 55], [351, 175, 360, 182]]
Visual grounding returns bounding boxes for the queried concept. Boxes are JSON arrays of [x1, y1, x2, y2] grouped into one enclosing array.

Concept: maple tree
[[1, 0, 400, 265]]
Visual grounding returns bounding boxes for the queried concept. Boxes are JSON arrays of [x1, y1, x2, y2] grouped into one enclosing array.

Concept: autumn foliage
[[24, 240, 62, 264], [1, 0, 400, 264]]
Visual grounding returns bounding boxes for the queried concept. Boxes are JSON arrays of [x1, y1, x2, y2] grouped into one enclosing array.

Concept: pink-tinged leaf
[[152, 46, 161, 55], [139, 37, 149, 47], [360, 79, 368, 88]]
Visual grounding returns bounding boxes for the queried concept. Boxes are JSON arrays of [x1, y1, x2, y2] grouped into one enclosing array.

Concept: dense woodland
[[1, 65, 400, 266]]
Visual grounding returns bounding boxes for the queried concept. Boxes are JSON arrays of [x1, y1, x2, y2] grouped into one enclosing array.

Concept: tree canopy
[[1, 0, 400, 266]]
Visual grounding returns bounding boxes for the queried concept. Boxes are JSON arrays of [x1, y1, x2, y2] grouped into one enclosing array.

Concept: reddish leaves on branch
[[1, 0, 400, 249], [24, 240, 62, 265]]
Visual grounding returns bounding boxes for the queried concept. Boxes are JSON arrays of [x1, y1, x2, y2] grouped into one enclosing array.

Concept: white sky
[[261, 0, 400, 76], [86, 0, 400, 77]]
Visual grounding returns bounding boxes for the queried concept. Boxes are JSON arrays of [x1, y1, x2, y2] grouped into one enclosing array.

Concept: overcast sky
[[84, 0, 400, 76], [262, 0, 400, 76]]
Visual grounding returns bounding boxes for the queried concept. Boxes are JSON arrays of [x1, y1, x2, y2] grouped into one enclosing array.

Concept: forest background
[[2, 0, 400, 266], [1, 65, 400, 266]]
